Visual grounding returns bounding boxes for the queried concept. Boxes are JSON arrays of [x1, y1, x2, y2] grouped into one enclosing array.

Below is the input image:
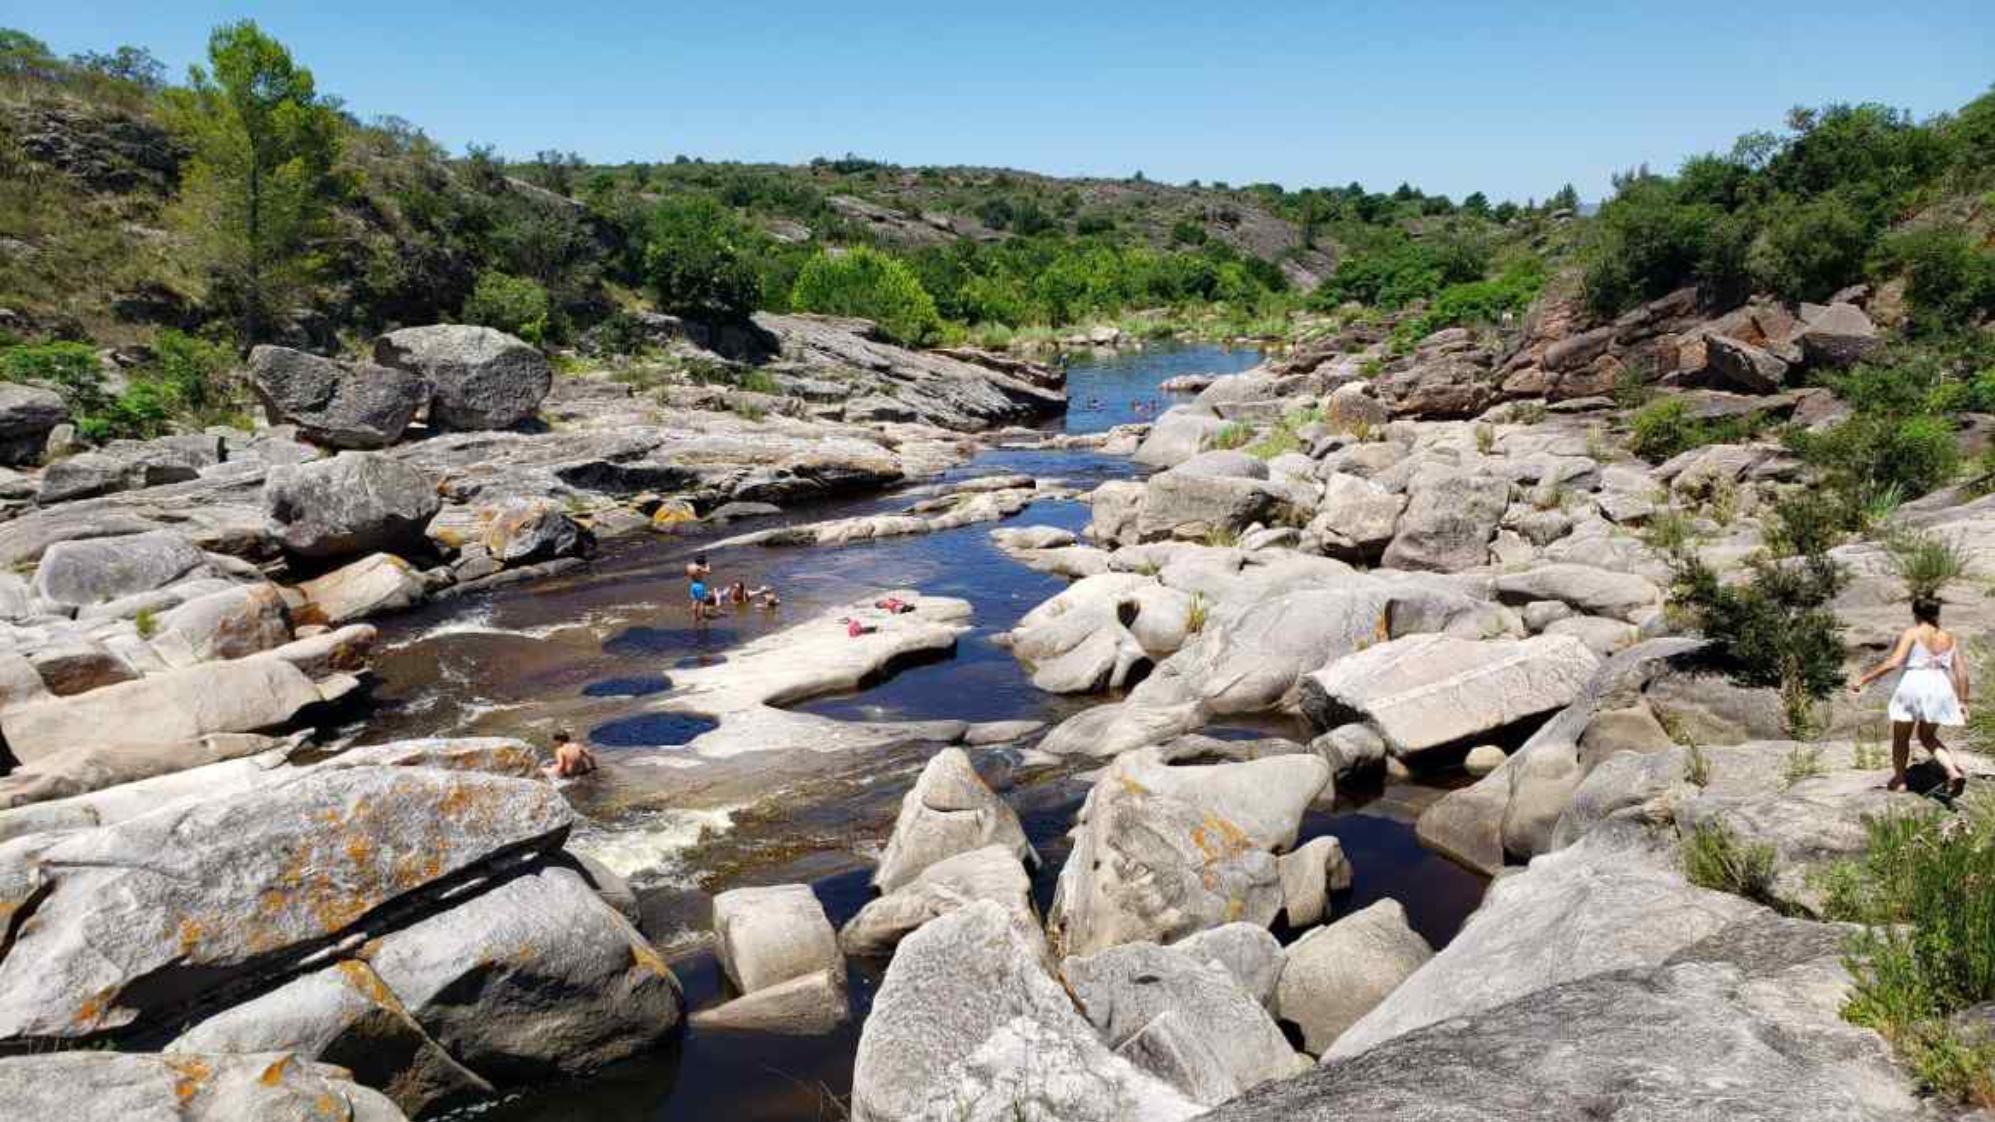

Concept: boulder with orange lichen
[[0, 766, 572, 1042], [1046, 749, 1329, 957], [0, 1050, 408, 1121]]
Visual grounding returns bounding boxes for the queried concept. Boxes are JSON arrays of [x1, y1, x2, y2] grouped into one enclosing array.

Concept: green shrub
[[1627, 397, 1756, 462], [1886, 529, 1970, 601], [1210, 422, 1254, 451], [146, 330, 239, 420], [1748, 191, 1875, 302], [1829, 797, 1995, 1106], [1884, 226, 1995, 330], [1682, 821, 1778, 904], [1666, 494, 1847, 730], [644, 197, 760, 320], [790, 247, 942, 346], [461, 271, 550, 342], [1788, 411, 1961, 510], [0, 341, 112, 418]]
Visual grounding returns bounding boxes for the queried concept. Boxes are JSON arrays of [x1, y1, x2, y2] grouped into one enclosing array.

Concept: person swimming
[[542, 729, 597, 780]]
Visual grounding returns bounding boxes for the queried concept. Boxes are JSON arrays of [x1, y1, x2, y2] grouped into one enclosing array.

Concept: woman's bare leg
[[1916, 722, 1967, 790], [1890, 721, 1914, 789]]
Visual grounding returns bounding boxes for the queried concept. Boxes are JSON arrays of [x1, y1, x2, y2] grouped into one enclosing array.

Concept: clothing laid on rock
[[1888, 639, 1963, 726]]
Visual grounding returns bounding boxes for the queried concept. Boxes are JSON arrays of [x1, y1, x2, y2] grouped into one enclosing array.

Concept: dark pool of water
[[583, 675, 675, 698], [589, 713, 722, 748], [375, 344, 1489, 1122]]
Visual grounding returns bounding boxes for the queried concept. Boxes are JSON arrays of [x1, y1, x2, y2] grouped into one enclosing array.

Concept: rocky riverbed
[[0, 299, 1988, 1121]]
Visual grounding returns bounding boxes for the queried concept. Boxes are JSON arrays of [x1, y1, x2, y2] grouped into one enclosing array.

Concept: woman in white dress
[[1849, 596, 1970, 794]]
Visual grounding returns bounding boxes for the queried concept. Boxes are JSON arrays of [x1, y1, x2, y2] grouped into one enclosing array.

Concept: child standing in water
[[1849, 596, 1972, 795], [686, 554, 716, 620]]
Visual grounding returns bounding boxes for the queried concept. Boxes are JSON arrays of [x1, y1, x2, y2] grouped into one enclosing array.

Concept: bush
[[1884, 226, 1995, 329], [1581, 177, 1739, 315], [1788, 411, 1961, 509], [1666, 494, 1847, 731], [1682, 821, 1779, 904], [0, 341, 112, 418], [461, 271, 550, 342], [1886, 529, 1971, 602], [1627, 397, 1757, 461], [1748, 191, 1874, 302], [1828, 797, 1995, 1106], [644, 197, 760, 320], [790, 247, 942, 346]]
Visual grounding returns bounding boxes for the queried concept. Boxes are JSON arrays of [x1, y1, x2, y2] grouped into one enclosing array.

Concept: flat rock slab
[[1299, 632, 1600, 760], [0, 766, 572, 1040], [0, 655, 329, 763], [0, 1050, 409, 1122]]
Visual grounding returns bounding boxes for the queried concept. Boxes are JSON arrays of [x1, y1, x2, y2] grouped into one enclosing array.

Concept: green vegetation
[[643, 196, 760, 320], [1681, 820, 1777, 904], [1661, 493, 1847, 733], [1885, 529, 1970, 602], [162, 21, 343, 344], [1781, 744, 1826, 787], [460, 271, 550, 342], [0, 330, 239, 439], [1627, 397, 1760, 462], [1211, 422, 1254, 451], [791, 247, 942, 345], [1581, 96, 1995, 317], [1824, 797, 1995, 1106]]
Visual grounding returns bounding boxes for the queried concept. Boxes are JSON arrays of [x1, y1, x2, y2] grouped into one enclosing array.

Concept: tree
[[164, 21, 342, 344], [1550, 183, 1581, 212], [71, 45, 166, 88], [644, 197, 759, 319], [1461, 191, 1491, 217], [791, 247, 941, 345]]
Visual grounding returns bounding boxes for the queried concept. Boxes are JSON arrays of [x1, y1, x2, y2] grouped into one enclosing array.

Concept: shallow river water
[[369, 344, 1486, 1121]]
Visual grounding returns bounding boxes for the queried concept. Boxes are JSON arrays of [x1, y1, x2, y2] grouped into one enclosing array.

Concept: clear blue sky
[[18, 2, 1995, 202]]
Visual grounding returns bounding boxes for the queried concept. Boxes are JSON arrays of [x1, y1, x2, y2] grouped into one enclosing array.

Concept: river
[[366, 343, 1487, 1121]]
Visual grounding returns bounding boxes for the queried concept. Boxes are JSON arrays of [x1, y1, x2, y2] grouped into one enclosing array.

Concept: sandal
[[1949, 773, 1968, 797], [1887, 773, 1907, 792]]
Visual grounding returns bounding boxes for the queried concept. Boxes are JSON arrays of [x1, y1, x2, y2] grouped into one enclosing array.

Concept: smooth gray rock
[[247, 345, 424, 449], [155, 583, 292, 663], [689, 967, 847, 1035], [1277, 835, 1351, 928], [1299, 633, 1600, 762], [296, 552, 427, 626], [1134, 407, 1227, 468], [1114, 1009, 1242, 1107], [1703, 333, 1789, 393], [1797, 302, 1881, 368], [1308, 472, 1405, 560], [1274, 899, 1433, 1054], [1328, 831, 1758, 1059], [1065, 940, 1307, 1097], [361, 862, 684, 1083], [167, 959, 493, 1117], [373, 324, 552, 431], [1491, 563, 1662, 623], [0, 654, 328, 762], [1049, 750, 1329, 956], [1174, 923, 1286, 1009], [1210, 955, 1925, 1122], [0, 1050, 409, 1122], [712, 883, 841, 995], [0, 383, 67, 466], [873, 747, 1036, 892], [1137, 470, 1291, 542], [1380, 469, 1508, 571], [0, 766, 573, 1041], [849, 900, 1197, 1122], [842, 844, 1039, 956], [30, 529, 209, 608], [264, 451, 440, 559]]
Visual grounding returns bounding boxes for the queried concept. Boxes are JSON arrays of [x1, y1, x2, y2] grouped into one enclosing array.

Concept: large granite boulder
[[0, 654, 332, 763], [0, 1051, 409, 1122], [849, 900, 1198, 1122], [1134, 407, 1228, 468], [1796, 302, 1881, 369], [1701, 333, 1789, 394], [1492, 563, 1662, 623], [1299, 633, 1600, 764], [842, 844, 1039, 956], [373, 324, 551, 431], [1048, 750, 1329, 956], [873, 747, 1036, 892], [1137, 469, 1294, 542], [1307, 473, 1404, 561], [1379, 469, 1508, 571], [264, 451, 440, 559], [153, 582, 293, 663], [1273, 899, 1432, 1054], [0, 383, 67, 466], [1207, 921, 1926, 1120], [0, 766, 573, 1041], [295, 552, 428, 626], [711, 883, 842, 996], [1374, 356, 1493, 418], [248, 345, 426, 449], [1064, 941, 1307, 1102], [29, 530, 210, 608]]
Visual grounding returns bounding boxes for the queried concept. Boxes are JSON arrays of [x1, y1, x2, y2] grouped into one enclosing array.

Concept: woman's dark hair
[[1911, 596, 1942, 625]]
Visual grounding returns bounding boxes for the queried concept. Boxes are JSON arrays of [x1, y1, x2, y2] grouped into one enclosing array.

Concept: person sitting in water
[[1849, 595, 1972, 795], [543, 729, 598, 779], [726, 580, 772, 605]]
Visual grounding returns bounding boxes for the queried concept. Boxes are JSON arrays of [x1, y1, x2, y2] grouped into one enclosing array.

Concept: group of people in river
[[685, 553, 778, 620]]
